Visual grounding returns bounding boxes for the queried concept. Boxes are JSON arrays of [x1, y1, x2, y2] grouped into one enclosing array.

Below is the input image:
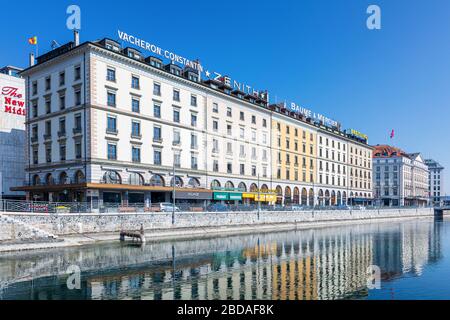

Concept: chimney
[[29, 53, 35, 67], [74, 30, 80, 46]]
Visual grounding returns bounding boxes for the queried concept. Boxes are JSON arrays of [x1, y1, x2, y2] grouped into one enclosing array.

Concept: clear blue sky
[[2, 0, 450, 194]]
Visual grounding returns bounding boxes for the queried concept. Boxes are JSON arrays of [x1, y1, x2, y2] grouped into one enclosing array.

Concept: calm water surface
[[1, 217, 449, 300]]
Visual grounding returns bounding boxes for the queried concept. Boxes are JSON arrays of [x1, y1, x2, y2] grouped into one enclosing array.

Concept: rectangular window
[[74, 114, 82, 130], [45, 98, 51, 114], [59, 71, 65, 86], [173, 109, 180, 123], [173, 89, 180, 101], [32, 81, 37, 95], [174, 153, 181, 168], [153, 126, 162, 142], [227, 107, 232, 117], [107, 92, 116, 107], [191, 113, 197, 127], [107, 143, 117, 160], [131, 76, 140, 89], [154, 103, 161, 118], [75, 141, 82, 159], [173, 129, 181, 145], [74, 65, 81, 80], [45, 76, 51, 91], [131, 121, 141, 137], [227, 163, 233, 174], [132, 99, 140, 113], [75, 89, 81, 106], [240, 111, 245, 121], [59, 117, 66, 135], [213, 120, 218, 132], [107, 68, 116, 82], [45, 146, 52, 163], [191, 155, 198, 170], [59, 144, 66, 161], [153, 83, 161, 96], [107, 116, 117, 133], [191, 95, 197, 106], [132, 147, 141, 163], [213, 160, 219, 172], [154, 150, 162, 165], [212, 102, 219, 113], [191, 134, 198, 149], [59, 94, 65, 110], [251, 115, 256, 124], [252, 166, 257, 177]]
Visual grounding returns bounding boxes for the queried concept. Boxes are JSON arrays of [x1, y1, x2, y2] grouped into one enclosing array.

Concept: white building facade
[[373, 145, 429, 207], [0, 67, 26, 200], [425, 159, 445, 206], [18, 33, 372, 207]]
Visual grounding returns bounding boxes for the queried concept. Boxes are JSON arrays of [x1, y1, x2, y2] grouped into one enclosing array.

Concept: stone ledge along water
[[0, 208, 435, 248]]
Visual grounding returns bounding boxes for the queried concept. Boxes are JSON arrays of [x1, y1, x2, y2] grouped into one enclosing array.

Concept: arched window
[[301, 188, 308, 205], [150, 174, 165, 187], [103, 171, 120, 184], [293, 187, 300, 204], [343, 191, 347, 204], [318, 189, 324, 206], [325, 190, 330, 206], [285, 187, 292, 205], [211, 180, 221, 189], [250, 184, 258, 192], [260, 184, 268, 193], [225, 181, 235, 190], [45, 173, 54, 185], [129, 172, 144, 186], [188, 178, 201, 188], [309, 188, 314, 206], [59, 172, 69, 185], [170, 176, 184, 187], [74, 170, 86, 184], [331, 190, 336, 206], [238, 182, 247, 192], [276, 186, 283, 196], [337, 191, 342, 206], [32, 174, 41, 186]]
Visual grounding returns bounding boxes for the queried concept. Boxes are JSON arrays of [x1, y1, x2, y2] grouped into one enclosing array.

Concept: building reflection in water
[[0, 219, 443, 300]]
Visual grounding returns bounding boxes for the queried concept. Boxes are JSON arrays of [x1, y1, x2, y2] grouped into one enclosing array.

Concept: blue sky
[[2, 0, 450, 194]]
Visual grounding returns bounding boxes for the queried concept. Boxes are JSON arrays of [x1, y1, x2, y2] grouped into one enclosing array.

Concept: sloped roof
[[372, 145, 408, 158]]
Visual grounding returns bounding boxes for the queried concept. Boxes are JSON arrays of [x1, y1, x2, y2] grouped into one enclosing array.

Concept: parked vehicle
[[206, 203, 229, 212], [336, 205, 352, 210], [155, 202, 180, 212]]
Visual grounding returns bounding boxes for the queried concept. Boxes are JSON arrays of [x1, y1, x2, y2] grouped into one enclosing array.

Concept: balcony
[[153, 137, 163, 143], [31, 136, 38, 143], [58, 131, 66, 138], [106, 129, 118, 135], [173, 140, 181, 146], [131, 133, 142, 140], [43, 133, 52, 141], [73, 128, 82, 135]]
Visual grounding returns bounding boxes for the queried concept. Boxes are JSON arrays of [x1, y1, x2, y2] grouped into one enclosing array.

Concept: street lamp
[[172, 155, 176, 225]]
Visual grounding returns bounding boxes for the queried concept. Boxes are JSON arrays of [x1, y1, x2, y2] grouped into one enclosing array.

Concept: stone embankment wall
[[0, 208, 434, 240]]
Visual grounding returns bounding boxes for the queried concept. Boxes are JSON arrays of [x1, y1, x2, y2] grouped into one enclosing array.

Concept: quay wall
[[0, 208, 434, 241]]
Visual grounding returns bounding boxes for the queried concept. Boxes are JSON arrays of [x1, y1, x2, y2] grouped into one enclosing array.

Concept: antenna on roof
[[51, 40, 61, 49]]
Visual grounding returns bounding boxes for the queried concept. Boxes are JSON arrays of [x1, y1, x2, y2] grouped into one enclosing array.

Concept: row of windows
[[32, 140, 82, 164], [31, 114, 82, 141], [31, 65, 81, 96], [31, 87, 82, 118]]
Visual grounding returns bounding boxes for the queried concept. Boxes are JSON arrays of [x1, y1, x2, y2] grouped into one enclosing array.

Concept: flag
[[390, 129, 395, 139], [28, 36, 37, 45]]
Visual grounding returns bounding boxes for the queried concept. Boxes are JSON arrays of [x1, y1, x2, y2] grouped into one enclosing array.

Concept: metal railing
[[0, 199, 435, 214]]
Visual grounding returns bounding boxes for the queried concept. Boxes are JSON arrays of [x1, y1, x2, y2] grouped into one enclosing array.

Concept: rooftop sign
[[286, 102, 338, 128], [347, 129, 368, 141], [117, 29, 269, 102]]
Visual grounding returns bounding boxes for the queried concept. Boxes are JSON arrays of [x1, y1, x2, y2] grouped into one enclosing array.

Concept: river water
[[0, 217, 448, 300]]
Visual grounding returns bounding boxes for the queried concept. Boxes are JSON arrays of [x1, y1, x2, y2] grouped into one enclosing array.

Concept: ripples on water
[[0, 217, 448, 300]]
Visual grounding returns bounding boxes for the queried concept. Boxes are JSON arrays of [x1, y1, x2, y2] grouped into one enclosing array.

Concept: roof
[[372, 145, 408, 158]]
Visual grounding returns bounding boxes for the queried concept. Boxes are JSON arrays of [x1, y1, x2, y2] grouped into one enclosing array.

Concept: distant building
[[0, 66, 26, 200], [424, 159, 445, 206], [372, 145, 429, 207]]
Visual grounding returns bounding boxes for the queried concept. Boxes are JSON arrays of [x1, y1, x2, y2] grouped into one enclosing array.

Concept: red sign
[[2, 86, 26, 116]]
